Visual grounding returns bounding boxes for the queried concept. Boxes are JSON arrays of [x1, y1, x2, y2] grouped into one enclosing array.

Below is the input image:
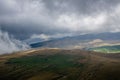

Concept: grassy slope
[[0, 49, 120, 80], [89, 45, 120, 53]]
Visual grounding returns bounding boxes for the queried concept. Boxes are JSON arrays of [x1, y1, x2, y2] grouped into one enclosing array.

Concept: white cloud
[[30, 33, 73, 41], [1, 0, 120, 40], [31, 34, 50, 41], [0, 29, 30, 54], [56, 13, 107, 32]]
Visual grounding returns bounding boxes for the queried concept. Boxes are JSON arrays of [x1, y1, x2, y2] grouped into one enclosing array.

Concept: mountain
[[30, 32, 120, 49], [0, 48, 120, 80], [25, 38, 46, 44]]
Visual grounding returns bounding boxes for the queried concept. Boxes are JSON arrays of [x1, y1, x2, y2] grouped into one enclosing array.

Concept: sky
[[0, 0, 120, 53], [0, 0, 120, 40]]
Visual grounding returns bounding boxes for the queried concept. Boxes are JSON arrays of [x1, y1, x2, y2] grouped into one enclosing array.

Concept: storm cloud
[[0, 0, 120, 40]]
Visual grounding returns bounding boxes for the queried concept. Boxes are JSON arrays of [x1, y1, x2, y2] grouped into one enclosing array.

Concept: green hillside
[[89, 45, 120, 53]]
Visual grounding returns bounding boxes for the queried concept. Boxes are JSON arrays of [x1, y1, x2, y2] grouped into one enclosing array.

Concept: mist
[[0, 29, 30, 54]]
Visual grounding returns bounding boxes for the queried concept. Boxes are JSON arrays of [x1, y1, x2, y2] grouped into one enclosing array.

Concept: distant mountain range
[[29, 32, 120, 50]]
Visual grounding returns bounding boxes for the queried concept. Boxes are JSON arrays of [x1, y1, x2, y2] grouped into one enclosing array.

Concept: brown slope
[[0, 48, 120, 80]]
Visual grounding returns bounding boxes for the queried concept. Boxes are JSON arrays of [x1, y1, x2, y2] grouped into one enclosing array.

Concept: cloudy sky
[[0, 0, 120, 40]]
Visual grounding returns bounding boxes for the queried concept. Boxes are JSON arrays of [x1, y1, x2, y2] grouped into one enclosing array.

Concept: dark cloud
[[43, 0, 120, 14], [0, 0, 120, 40]]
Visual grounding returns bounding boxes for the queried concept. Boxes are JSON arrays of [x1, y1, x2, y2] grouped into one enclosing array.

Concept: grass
[[0, 52, 86, 80], [8, 54, 84, 69], [0, 49, 120, 80], [89, 45, 120, 53], [93, 48, 120, 53]]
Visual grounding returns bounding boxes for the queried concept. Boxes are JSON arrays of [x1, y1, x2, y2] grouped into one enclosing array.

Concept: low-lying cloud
[[0, 29, 30, 54], [30, 33, 74, 41]]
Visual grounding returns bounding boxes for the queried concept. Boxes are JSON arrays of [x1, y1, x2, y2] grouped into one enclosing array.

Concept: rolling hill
[[0, 48, 120, 80]]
